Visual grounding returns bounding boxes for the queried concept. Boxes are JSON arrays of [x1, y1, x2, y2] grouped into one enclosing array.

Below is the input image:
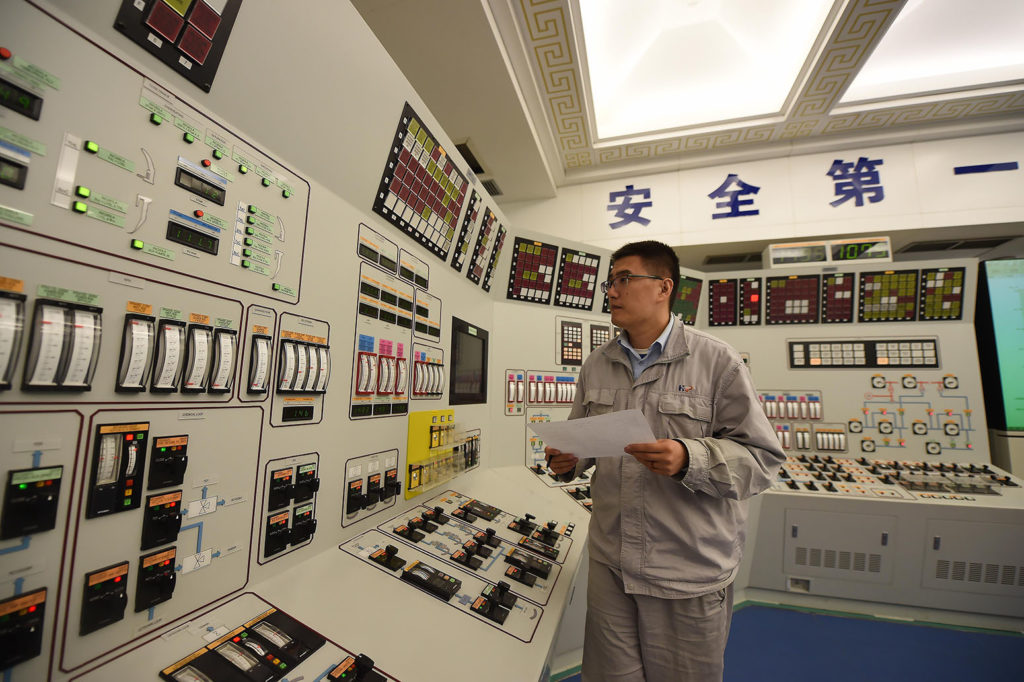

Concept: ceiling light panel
[[840, 0, 1024, 103], [578, 0, 834, 139]]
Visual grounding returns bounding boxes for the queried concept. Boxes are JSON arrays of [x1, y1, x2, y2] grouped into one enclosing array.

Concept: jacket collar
[[604, 316, 690, 367]]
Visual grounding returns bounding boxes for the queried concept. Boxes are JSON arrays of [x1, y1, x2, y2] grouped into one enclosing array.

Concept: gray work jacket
[[566, 318, 785, 597]]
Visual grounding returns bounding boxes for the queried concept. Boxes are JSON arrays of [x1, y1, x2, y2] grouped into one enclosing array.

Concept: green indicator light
[[131, 239, 144, 250], [282, 189, 291, 198], [212, 149, 223, 160], [240, 632, 247, 638], [183, 132, 195, 143], [242, 260, 251, 268], [238, 164, 248, 174], [76, 185, 91, 198], [123, 499, 131, 506], [261, 177, 271, 187], [138, 433, 145, 439], [279, 663, 287, 670], [245, 227, 255, 235], [247, 205, 257, 214], [243, 248, 251, 257], [18, 483, 27, 490], [72, 201, 87, 213], [246, 216, 256, 225], [272, 283, 281, 291], [160, 447, 166, 452], [149, 113, 162, 125], [84, 140, 99, 153], [244, 238, 253, 246]]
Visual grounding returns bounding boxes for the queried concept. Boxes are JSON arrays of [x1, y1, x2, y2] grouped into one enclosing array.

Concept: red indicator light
[[233, 636, 240, 642], [126, 434, 133, 441], [0, 48, 11, 60], [114, 576, 121, 583], [201, 160, 211, 168], [750, 294, 759, 302], [28, 605, 36, 613], [194, 209, 204, 217]]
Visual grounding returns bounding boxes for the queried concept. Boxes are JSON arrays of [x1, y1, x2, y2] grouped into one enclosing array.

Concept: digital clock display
[[0, 77, 43, 120], [831, 239, 890, 261], [166, 221, 220, 255]]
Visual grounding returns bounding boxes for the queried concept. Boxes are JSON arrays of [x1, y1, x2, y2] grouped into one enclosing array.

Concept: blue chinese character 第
[[827, 157, 885, 207], [607, 184, 653, 229], [708, 174, 760, 219]]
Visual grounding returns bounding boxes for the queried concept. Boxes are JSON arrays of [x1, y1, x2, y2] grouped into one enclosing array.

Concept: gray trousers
[[581, 558, 734, 682]]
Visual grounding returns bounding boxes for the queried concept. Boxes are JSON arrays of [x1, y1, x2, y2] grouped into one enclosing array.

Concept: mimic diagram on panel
[[61, 407, 260, 671], [44, 77, 308, 302], [0, 412, 81, 679], [851, 371, 976, 457]]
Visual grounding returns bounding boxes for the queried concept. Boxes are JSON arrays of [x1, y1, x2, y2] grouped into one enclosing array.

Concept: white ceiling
[[353, 0, 1024, 208]]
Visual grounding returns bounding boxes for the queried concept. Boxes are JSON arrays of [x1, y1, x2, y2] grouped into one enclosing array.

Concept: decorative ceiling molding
[[511, 0, 1024, 179]]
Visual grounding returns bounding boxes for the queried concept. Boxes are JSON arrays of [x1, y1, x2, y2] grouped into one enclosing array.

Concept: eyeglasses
[[600, 274, 665, 294]]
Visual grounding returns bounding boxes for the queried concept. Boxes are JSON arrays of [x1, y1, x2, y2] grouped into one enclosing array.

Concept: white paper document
[[527, 409, 656, 459]]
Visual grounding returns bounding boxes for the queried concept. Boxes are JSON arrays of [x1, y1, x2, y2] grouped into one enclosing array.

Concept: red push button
[[194, 209, 204, 218], [0, 48, 11, 60], [201, 159, 211, 167]]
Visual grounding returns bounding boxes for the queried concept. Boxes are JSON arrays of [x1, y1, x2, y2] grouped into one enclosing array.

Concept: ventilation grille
[[935, 559, 1024, 587], [898, 236, 1014, 253], [794, 546, 881, 573], [481, 179, 502, 197], [703, 252, 762, 266], [455, 142, 485, 174]]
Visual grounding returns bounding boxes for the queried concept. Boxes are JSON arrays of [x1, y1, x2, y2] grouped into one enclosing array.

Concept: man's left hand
[[625, 439, 688, 477]]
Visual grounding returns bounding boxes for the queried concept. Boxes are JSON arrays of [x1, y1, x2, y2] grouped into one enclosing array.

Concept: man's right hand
[[544, 446, 579, 475]]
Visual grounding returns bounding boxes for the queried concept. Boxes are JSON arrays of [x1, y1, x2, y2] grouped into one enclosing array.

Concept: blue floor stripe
[[724, 605, 1023, 681]]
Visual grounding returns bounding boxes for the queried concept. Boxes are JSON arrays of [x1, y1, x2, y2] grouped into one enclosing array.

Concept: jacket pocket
[[655, 393, 712, 438], [583, 388, 617, 417]]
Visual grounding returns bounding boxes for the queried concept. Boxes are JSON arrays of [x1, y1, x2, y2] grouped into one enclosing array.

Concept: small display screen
[[282, 405, 315, 422], [980, 259, 1024, 430], [174, 167, 226, 205], [0, 157, 27, 190], [831, 240, 890, 261], [672, 276, 703, 326], [770, 244, 827, 265], [0, 77, 43, 120], [166, 221, 219, 255], [450, 317, 488, 405]]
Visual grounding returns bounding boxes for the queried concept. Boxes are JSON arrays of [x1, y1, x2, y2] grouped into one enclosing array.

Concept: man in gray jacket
[[546, 240, 784, 681]]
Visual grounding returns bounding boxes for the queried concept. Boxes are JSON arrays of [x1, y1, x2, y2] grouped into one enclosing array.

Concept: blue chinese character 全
[[607, 184, 652, 229], [708, 174, 760, 219], [827, 157, 884, 207]]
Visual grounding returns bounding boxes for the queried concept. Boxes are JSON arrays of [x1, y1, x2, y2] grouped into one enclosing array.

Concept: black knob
[[495, 580, 510, 598], [385, 545, 398, 558], [524, 513, 535, 522], [355, 653, 375, 677], [546, 521, 556, 530], [434, 506, 444, 515]]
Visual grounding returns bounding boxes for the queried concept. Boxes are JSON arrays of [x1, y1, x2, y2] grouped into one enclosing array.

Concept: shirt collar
[[618, 316, 674, 360]]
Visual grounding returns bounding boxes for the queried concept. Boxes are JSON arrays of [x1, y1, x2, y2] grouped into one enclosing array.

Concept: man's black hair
[[610, 240, 680, 307]]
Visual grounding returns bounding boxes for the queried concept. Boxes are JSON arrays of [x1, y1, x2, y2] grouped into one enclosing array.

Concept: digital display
[[0, 77, 43, 120], [858, 269, 918, 322], [769, 243, 827, 265], [831, 239, 891, 261], [821, 272, 855, 323], [555, 249, 600, 310], [282, 405, 315, 422], [919, 267, 965, 321], [672, 276, 703, 326], [708, 279, 738, 327], [174, 167, 226, 205], [766, 275, 820, 324], [507, 237, 558, 304], [0, 157, 27, 190], [450, 317, 488, 405], [166, 221, 219, 255], [739, 277, 761, 325], [978, 259, 1024, 430]]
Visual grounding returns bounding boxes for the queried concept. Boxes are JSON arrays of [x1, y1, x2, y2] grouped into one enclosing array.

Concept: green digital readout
[[0, 77, 43, 120], [165, 221, 219, 256], [830, 239, 890, 261]]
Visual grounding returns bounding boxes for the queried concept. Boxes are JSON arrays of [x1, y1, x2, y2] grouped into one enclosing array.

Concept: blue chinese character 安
[[607, 184, 652, 229]]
